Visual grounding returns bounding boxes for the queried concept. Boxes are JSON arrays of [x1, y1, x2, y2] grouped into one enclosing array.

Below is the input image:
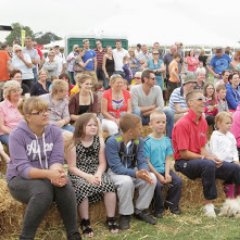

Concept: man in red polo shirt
[[172, 89, 240, 218]]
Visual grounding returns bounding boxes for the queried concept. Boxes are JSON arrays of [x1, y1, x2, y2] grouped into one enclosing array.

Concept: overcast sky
[[1, 0, 240, 46]]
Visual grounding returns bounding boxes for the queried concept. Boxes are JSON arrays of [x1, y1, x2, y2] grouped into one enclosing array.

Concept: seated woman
[[0, 80, 23, 145], [203, 83, 218, 126], [69, 74, 98, 123], [66, 113, 118, 237], [30, 69, 51, 96], [40, 79, 74, 132], [101, 74, 131, 135], [226, 72, 240, 111], [6, 97, 81, 240], [10, 69, 29, 96]]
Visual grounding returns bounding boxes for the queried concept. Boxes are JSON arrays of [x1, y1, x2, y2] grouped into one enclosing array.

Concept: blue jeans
[[133, 107, 174, 138], [0, 134, 9, 145], [154, 170, 182, 213], [62, 124, 75, 133]]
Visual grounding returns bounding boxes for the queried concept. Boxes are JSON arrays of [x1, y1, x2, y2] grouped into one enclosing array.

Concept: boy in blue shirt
[[144, 111, 182, 217]]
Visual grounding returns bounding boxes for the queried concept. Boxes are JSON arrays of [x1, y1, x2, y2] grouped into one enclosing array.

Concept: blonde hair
[[215, 112, 232, 130], [109, 74, 123, 86], [18, 97, 48, 120], [3, 80, 22, 100], [150, 111, 166, 122], [51, 79, 68, 95], [75, 73, 93, 86]]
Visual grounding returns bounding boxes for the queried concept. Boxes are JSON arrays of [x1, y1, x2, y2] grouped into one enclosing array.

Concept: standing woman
[[101, 74, 131, 135], [102, 46, 115, 89], [11, 45, 34, 91], [147, 49, 165, 89], [69, 74, 98, 123], [6, 97, 81, 240], [30, 69, 50, 96], [185, 49, 199, 72]]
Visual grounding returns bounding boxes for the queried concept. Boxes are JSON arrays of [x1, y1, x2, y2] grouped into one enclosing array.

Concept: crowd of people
[[1, 37, 240, 239]]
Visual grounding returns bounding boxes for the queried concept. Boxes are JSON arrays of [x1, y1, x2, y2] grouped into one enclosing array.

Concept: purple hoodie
[[6, 120, 64, 182]]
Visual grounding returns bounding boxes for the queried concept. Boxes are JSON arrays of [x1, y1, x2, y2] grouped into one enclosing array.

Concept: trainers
[[119, 215, 131, 230], [153, 211, 163, 218], [135, 211, 157, 225], [203, 203, 216, 218], [169, 207, 181, 215]]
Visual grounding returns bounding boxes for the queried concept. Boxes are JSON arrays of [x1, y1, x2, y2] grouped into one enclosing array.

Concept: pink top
[[186, 56, 199, 72], [231, 105, 240, 148], [0, 99, 23, 135]]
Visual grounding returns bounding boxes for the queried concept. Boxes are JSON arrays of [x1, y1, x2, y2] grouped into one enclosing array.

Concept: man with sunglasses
[[131, 69, 174, 138], [172, 89, 240, 218]]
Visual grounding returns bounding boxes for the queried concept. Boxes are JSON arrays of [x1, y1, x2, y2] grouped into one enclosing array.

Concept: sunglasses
[[190, 97, 205, 102]]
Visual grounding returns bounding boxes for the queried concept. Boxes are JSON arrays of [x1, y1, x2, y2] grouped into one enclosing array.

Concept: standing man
[[66, 44, 79, 84], [51, 45, 66, 77], [94, 40, 106, 83], [207, 47, 231, 83], [112, 39, 128, 77], [0, 43, 11, 100], [173, 89, 240, 217], [131, 69, 174, 138], [23, 37, 40, 81]]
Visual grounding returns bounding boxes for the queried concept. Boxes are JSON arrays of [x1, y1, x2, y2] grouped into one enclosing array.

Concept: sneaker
[[135, 211, 157, 225], [119, 215, 131, 230], [203, 203, 216, 218]]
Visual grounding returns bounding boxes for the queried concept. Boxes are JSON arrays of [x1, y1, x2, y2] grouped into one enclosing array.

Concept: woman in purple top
[[6, 97, 81, 240]]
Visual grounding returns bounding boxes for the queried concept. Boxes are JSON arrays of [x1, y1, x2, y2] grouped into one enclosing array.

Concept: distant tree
[[35, 32, 62, 45], [5, 22, 34, 45]]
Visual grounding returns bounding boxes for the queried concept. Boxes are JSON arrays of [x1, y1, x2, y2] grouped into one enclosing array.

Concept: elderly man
[[169, 74, 197, 122], [131, 69, 174, 138], [173, 89, 240, 218]]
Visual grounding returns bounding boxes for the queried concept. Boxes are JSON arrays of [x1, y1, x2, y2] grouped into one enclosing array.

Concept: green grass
[[3, 208, 240, 240]]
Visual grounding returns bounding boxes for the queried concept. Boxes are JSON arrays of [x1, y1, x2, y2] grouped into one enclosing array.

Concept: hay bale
[[141, 125, 152, 138], [0, 178, 106, 236], [178, 173, 225, 209]]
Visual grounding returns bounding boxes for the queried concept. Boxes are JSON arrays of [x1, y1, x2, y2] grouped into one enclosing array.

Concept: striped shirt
[[169, 87, 187, 113], [95, 48, 106, 69]]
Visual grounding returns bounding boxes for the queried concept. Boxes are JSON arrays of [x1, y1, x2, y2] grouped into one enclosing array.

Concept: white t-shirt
[[11, 53, 33, 80], [112, 48, 128, 71]]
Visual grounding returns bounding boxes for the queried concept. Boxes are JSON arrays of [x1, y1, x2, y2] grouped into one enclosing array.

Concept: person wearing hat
[[169, 73, 197, 122], [11, 44, 34, 91], [207, 47, 231, 82], [147, 49, 165, 89]]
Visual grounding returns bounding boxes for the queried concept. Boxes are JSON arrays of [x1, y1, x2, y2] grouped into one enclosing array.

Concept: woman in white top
[[11, 44, 33, 90], [210, 112, 240, 199]]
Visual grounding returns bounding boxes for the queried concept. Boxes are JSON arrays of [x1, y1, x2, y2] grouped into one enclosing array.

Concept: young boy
[[216, 84, 229, 112], [105, 113, 157, 230], [145, 111, 182, 217]]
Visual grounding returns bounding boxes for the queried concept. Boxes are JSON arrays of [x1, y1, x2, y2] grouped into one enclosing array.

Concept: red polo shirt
[[172, 109, 208, 160]]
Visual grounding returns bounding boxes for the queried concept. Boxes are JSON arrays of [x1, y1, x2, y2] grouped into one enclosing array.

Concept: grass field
[[3, 208, 240, 240]]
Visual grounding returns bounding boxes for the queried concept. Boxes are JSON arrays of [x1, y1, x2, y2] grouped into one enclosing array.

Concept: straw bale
[[178, 173, 225, 209]]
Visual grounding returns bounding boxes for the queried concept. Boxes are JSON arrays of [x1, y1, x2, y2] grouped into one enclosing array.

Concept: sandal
[[106, 217, 119, 233], [80, 219, 93, 237]]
